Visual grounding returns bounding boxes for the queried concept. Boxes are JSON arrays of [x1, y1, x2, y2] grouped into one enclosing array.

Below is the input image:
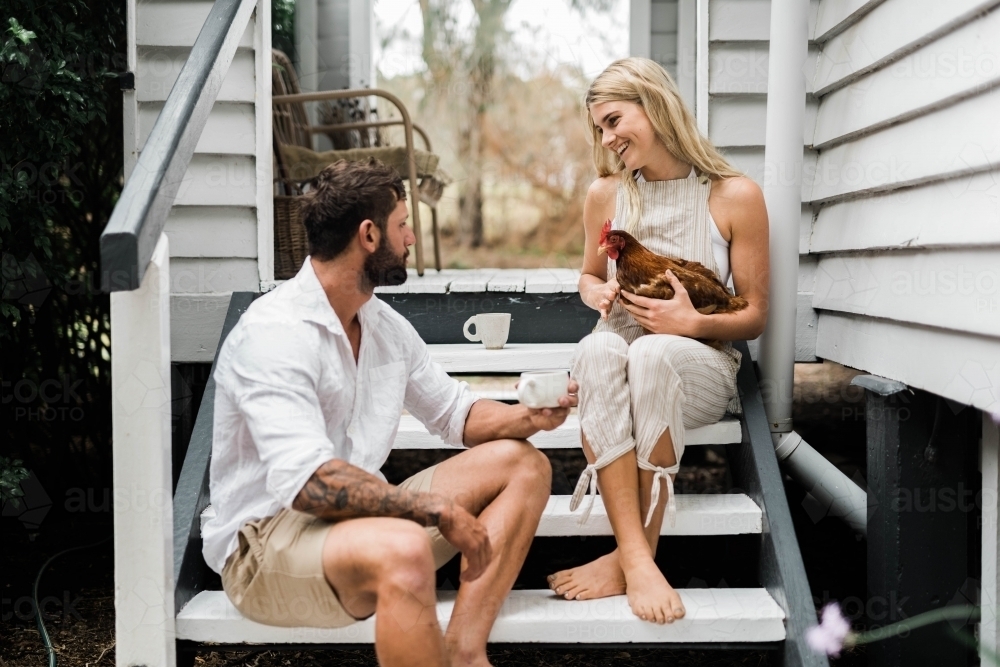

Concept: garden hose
[[32, 536, 112, 667]]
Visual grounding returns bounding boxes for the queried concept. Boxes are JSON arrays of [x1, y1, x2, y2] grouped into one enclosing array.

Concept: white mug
[[517, 371, 570, 409], [463, 313, 511, 350]]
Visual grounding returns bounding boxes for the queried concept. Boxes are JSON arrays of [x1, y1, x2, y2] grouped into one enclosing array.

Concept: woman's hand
[[620, 270, 705, 337], [588, 277, 620, 320]]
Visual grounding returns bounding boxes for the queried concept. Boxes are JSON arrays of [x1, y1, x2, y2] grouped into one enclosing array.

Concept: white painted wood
[[812, 8, 1000, 149], [348, 0, 376, 88], [710, 44, 819, 94], [428, 343, 576, 373], [696, 0, 710, 133], [710, 94, 818, 147], [807, 88, 1000, 203], [395, 413, 743, 449], [110, 234, 175, 667], [815, 311, 1000, 413], [171, 294, 232, 363], [487, 268, 528, 292], [812, 249, 1000, 337], [138, 102, 255, 155], [524, 268, 581, 293], [539, 493, 761, 535], [202, 492, 760, 536], [812, 0, 886, 43], [136, 1, 254, 48], [170, 258, 260, 294], [176, 588, 786, 643], [256, 0, 274, 284], [163, 207, 257, 258], [124, 0, 139, 180], [375, 269, 455, 294], [677, 0, 698, 107], [449, 269, 498, 292], [810, 170, 1000, 252], [747, 291, 820, 362], [169, 155, 257, 207], [653, 0, 679, 31], [136, 47, 256, 103], [981, 412, 1000, 658], [652, 34, 679, 66], [812, 0, 997, 96], [709, 0, 820, 41], [722, 147, 819, 201], [631, 0, 653, 58]]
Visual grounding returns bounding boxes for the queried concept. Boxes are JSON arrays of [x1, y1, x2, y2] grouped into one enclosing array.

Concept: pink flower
[[806, 602, 853, 657]]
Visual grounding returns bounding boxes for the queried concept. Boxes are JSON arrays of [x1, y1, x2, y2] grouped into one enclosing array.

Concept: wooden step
[[201, 492, 760, 536], [428, 343, 576, 373], [395, 414, 742, 449], [176, 588, 785, 644]]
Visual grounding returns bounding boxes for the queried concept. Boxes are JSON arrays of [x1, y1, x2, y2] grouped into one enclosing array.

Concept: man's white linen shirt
[[202, 260, 478, 574]]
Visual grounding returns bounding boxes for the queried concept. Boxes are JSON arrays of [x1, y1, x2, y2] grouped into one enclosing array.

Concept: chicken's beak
[[597, 245, 607, 256]]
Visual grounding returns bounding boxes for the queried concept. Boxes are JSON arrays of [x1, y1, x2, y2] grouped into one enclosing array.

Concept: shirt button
[[347, 426, 356, 437]]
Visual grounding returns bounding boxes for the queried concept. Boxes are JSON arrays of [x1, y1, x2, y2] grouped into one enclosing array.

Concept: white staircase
[[175, 323, 788, 649]]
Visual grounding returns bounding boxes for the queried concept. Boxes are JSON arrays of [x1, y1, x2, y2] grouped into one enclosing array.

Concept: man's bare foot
[[546, 550, 627, 600], [621, 556, 686, 624]]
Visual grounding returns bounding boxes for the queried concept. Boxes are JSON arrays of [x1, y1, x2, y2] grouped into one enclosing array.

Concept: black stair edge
[[173, 292, 260, 612], [727, 341, 828, 667]]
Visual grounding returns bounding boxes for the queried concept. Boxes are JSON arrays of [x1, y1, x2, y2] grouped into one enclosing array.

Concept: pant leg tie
[[569, 442, 636, 525], [637, 460, 680, 528]]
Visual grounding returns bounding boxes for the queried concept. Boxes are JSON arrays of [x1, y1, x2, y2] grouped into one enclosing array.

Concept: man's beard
[[361, 233, 408, 290]]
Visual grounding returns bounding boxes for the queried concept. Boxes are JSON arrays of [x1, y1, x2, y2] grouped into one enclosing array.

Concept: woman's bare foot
[[546, 550, 627, 600], [621, 556, 686, 624]]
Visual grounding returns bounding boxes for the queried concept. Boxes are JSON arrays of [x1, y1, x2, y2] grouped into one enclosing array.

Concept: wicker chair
[[271, 49, 447, 277]]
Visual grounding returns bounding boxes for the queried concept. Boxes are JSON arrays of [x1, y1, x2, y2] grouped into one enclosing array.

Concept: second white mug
[[517, 371, 570, 409], [463, 313, 511, 349]]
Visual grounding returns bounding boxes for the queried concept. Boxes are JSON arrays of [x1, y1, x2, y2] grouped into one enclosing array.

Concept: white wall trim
[[677, 0, 697, 108], [256, 0, 274, 283], [111, 234, 175, 667], [982, 412, 1000, 659], [630, 0, 652, 57], [124, 0, 138, 180], [695, 0, 709, 134]]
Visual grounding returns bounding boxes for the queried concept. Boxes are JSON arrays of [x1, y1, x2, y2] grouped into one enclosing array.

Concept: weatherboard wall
[[125, 0, 273, 362]]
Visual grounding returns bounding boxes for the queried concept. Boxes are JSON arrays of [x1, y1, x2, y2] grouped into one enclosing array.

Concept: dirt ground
[[0, 361, 868, 667]]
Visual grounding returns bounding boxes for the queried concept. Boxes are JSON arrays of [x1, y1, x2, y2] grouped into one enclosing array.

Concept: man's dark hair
[[299, 158, 406, 260]]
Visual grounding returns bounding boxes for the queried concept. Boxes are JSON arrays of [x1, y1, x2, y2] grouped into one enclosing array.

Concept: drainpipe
[[758, 0, 867, 536]]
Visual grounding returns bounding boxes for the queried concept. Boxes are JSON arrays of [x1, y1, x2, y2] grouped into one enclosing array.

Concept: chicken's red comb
[[599, 219, 612, 242]]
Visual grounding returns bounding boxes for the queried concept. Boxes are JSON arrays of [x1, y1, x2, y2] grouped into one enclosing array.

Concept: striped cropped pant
[[569, 331, 741, 528]]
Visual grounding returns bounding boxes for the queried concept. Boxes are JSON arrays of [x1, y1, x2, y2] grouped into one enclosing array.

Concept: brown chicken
[[598, 220, 748, 345]]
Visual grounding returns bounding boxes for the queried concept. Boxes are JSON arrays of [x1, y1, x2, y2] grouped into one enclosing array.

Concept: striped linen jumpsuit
[[569, 168, 743, 528]]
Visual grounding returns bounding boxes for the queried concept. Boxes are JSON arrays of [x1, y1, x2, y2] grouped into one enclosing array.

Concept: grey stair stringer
[[727, 341, 829, 667], [173, 292, 257, 613]]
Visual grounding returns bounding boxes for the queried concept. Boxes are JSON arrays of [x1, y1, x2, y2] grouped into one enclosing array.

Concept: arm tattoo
[[292, 459, 450, 526]]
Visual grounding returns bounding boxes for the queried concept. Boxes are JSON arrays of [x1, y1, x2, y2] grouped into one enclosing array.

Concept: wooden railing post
[[111, 234, 176, 667]]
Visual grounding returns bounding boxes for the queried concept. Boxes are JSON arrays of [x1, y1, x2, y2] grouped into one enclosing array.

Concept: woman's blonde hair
[[586, 57, 741, 233]]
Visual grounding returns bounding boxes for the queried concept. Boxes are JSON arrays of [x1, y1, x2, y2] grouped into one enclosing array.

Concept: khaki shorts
[[220, 464, 459, 628]]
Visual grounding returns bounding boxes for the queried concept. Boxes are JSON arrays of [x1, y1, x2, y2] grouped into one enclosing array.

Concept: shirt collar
[[287, 257, 383, 335]]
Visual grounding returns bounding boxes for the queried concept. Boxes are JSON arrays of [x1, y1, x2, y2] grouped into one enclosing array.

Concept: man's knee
[[373, 522, 437, 593], [492, 439, 552, 488]]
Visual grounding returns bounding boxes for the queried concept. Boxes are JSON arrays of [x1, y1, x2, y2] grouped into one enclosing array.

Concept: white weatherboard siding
[[807, 0, 1000, 411], [678, 0, 824, 359], [129, 0, 271, 362]]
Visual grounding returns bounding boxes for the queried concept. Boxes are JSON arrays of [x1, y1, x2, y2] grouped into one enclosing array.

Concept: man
[[202, 158, 577, 667]]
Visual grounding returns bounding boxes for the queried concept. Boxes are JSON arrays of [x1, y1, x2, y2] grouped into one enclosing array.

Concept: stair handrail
[[99, 0, 257, 292]]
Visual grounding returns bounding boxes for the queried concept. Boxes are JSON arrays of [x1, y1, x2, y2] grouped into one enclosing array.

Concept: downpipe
[[758, 0, 867, 538], [773, 431, 868, 537]]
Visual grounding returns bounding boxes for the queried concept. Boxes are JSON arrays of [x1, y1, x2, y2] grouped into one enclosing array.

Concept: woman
[[546, 58, 769, 625]]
